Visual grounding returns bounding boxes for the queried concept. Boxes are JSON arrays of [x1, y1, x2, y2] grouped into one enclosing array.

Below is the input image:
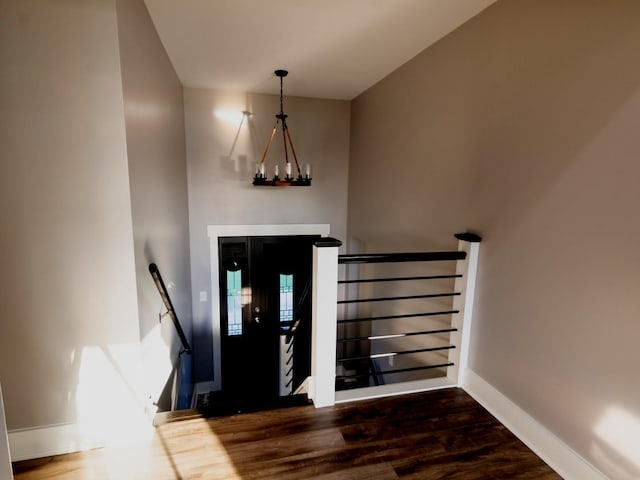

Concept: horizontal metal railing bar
[[336, 362, 454, 379], [337, 328, 457, 343], [338, 274, 462, 284], [338, 251, 466, 264], [337, 345, 455, 362], [338, 292, 459, 304], [338, 310, 458, 324]]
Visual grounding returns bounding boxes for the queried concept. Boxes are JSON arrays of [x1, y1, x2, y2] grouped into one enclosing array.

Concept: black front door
[[219, 235, 317, 408]]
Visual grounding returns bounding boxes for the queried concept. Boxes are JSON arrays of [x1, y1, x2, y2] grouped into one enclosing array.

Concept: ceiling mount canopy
[[253, 70, 311, 187]]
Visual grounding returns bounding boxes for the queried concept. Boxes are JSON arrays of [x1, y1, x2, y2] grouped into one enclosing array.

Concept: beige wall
[[0, 0, 141, 433], [349, 0, 640, 477], [116, 0, 192, 410], [184, 88, 350, 382]]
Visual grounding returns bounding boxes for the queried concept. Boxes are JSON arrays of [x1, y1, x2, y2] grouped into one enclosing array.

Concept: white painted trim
[[8, 411, 155, 462], [310, 243, 340, 408], [463, 369, 607, 480], [335, 377, 456, 404], [207, 224, 330, 238], [457, 241, 479, 385], [207, 224, 330, 390], [448, 240, 480, 387], [8, 423, 103, 462], [0, 385, 13, 479]]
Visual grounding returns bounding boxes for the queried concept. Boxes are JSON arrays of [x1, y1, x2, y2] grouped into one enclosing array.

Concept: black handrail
[[339, 274, 462, 284], [149, 263, 192, 355], [339, 251, 465, 264]]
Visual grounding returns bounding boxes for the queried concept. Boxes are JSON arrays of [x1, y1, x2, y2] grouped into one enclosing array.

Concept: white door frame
[[207, 224, 330, 391]]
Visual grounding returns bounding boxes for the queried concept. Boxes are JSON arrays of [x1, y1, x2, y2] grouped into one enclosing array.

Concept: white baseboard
[[8, 423, 104, 462], [462, 369, 606, 480], [8, 410, 154, 462], [335, 377, 455, 404]]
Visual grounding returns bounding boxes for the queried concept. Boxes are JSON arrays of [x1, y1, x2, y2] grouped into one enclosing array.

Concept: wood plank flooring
[[13, 388, 561, 479]]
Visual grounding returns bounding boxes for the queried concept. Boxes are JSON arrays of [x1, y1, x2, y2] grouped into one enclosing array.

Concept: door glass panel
[[279, 273, 293, 330], [227, 269, 243, 336]]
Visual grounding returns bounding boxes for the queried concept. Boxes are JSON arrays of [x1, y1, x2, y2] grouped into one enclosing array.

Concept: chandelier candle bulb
[[286, 163, 292, 178], [260, 164, 265, 177], [306, 164, 311, 178], [274, 165, 279, 178]]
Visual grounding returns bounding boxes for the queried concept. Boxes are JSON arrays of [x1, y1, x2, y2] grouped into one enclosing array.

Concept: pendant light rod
[[276, 69, 287, 116]]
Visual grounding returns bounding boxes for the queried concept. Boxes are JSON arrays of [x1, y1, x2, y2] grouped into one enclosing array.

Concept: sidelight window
[[227, 269, 243, 336], [279, 273, 293, 328]]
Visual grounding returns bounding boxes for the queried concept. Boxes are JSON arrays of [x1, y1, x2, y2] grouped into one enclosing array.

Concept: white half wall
[[309, 241, 340, 407]]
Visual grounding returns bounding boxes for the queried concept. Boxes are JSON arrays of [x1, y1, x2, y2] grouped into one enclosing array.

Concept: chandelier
[[253, 70, 311, 187]]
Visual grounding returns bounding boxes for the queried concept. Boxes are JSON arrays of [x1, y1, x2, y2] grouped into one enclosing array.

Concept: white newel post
[[448, 233, 482, 387], [310, 238, 342, 408], [0, 384, 13, 480]]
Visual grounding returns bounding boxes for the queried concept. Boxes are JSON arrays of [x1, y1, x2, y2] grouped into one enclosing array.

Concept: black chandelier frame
[[253, 70, 311, 187]]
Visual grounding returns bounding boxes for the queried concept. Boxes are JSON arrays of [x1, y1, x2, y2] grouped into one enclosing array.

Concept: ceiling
[[144, 0, 498, 100]]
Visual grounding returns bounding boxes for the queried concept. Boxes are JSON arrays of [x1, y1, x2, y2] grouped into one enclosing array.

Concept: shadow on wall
[[215, 106, 263, 181], [465, 0, 640, 233]]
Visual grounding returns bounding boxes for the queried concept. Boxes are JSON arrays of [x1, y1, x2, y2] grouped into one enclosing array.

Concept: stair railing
[[148, 263, 192, 355], [336, 249, 466, 389], [281, 276, 312, 395], [309, 233, 481, 407]]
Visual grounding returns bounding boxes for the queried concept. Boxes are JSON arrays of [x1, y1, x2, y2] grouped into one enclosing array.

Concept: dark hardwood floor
[[13, 388, 561, 479]]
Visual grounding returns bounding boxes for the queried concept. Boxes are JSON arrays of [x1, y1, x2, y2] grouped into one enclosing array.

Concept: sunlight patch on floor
[[95, 418, 243, 480]]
